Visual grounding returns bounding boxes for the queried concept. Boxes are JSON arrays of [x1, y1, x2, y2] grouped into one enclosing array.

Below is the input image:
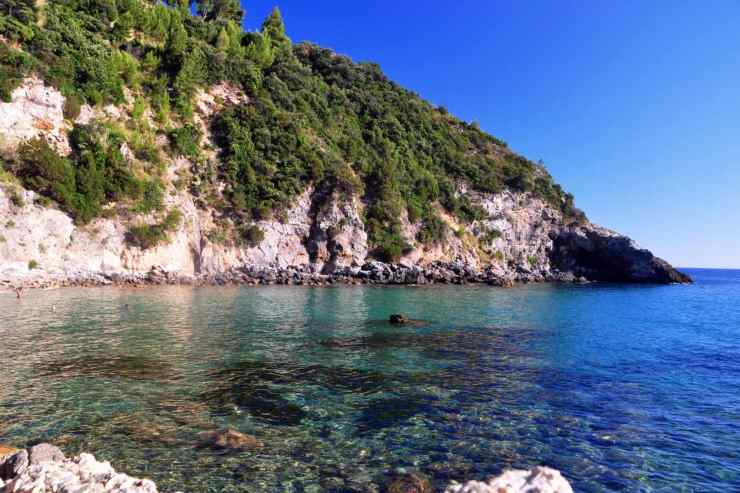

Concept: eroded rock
[[445, 466, 573, 493]]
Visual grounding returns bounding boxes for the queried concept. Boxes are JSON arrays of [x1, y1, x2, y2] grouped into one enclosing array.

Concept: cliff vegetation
[[0, 0, 584, 261]]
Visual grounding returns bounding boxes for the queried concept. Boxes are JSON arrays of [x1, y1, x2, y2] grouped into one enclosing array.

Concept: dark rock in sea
[[198, 429, 264, 451], [385, 472, 433, 493], [28, 443, 65, 465], [0, 447, 28, 481], [389, 314, 409, 325], [202, 360, 309, 425], [554, 226, 692, 283]]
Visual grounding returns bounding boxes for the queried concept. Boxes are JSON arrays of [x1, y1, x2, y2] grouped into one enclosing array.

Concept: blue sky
[[242, 1, 740, 268]]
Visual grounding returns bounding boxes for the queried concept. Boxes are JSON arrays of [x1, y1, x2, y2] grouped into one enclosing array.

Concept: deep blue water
[[0, 268, 738, 492]]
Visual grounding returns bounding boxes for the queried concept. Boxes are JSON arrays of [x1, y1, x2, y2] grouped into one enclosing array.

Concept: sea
[[1, 268, 738, 492]]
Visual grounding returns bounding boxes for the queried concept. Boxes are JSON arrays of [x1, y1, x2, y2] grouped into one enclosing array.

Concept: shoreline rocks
[[4, 256, 690, 293], [0, 444, 160, 493]]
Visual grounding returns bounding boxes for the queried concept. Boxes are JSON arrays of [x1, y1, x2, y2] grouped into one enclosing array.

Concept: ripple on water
[[1, 272, 740, 492]]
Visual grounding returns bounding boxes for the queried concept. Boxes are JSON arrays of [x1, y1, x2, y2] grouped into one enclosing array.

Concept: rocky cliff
[[0, 77, 690, 289]]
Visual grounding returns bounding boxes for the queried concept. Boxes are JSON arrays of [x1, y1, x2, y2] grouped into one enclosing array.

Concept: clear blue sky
[[241, 1, 740, 268]]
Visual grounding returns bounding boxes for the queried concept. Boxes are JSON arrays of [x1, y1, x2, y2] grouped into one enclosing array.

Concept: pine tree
[[197, 0, 244, 24], [261, 7, 291, 52]]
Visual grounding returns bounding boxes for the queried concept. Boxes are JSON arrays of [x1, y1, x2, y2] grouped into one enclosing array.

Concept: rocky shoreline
[[2, 254, 693, 292], [1, 261, 586, 291], [1, 443, 573, 493]]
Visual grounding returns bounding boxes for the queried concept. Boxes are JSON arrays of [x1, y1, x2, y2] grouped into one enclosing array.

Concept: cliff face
[[0, 78, 690, 288]]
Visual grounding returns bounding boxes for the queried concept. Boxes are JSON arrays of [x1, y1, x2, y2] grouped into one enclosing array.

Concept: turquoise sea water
[[1, 269, 739, 492]]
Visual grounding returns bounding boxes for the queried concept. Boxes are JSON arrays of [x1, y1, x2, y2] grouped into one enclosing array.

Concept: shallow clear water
[[1, 269, 739, 492]]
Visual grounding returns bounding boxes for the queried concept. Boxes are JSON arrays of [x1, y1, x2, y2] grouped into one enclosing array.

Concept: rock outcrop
[[0, 78, 691, 289], [0, 445, 159, 493], [444, 467, 573, 493]]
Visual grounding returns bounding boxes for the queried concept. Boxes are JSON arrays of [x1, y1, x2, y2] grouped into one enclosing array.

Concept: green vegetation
[[14, 124, 144, 224], [241, 224, 265, 247], [1, 0, 585, 256], [9, 189, 24, 207], [482, 227, 502, 244], [127, 209, 182, 249], [28, 259, 38, 269], [168, 124, 202, 159]]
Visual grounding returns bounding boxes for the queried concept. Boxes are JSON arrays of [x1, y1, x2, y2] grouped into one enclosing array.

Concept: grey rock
[[445, 466, 573, 493], [28, 443, 65, 465]]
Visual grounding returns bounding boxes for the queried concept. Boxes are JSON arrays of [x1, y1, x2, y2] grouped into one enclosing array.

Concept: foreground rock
[[1, 443, 573, 493], [0, 444, 159, 493], [444, 467, 573, 493]]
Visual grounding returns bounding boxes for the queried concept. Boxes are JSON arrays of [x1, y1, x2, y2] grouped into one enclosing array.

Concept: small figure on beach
[[13, 286, 23, 299]]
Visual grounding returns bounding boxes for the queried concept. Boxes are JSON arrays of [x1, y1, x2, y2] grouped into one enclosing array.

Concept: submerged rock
[[385, 472, 433, 493], [198, 429, 264, 451], [445, 466, 573, 493], [389, 314, 409, 325]]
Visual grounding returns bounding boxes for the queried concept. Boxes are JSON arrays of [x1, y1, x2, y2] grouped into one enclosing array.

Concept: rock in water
[[445, 467, 573, 493], [28, 443, 65, 465], [386, 472, 432, 493], [198, 429, 264, 451], [389, 314, 409, 325], [0, 447, 28, 481]]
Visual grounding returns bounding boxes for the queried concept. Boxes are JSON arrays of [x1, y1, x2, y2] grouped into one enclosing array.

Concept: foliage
[[2, 0, 584, 257], [168, 124, 202, 158], [241, 224, 264, 247], [15, 125, 144, 224], [28, 259, 39, 270], [127, 209, 182, 249], [9, 189, 25, 207], [482, 227, 502, 244], [417, 213, 448, 245], [63, 94, 83, 120]]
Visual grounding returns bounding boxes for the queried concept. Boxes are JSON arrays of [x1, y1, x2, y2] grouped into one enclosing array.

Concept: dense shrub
[[417, 213, 448, 245], [168, 124, 202, 158], [127, 209, 182, 249], [15, 125, 143, 224], [241, 224, 264, 247]]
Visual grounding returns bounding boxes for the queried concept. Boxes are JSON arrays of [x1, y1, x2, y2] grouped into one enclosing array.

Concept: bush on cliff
[[127, 209, 183, 249], [15, 126, 146, 224]]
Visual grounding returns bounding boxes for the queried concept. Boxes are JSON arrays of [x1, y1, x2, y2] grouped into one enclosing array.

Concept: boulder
[[445, 466, 573, 493], [389, 314, 409, 325], [28, 443, 65, 465]]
